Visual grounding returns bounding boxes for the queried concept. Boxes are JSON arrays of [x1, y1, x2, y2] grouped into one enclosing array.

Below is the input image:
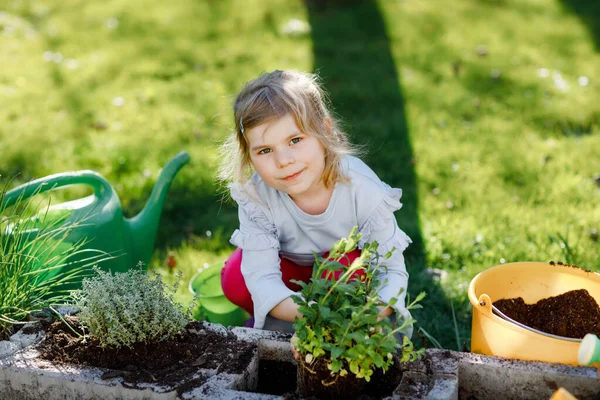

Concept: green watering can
[[1, 151, 190, 283]]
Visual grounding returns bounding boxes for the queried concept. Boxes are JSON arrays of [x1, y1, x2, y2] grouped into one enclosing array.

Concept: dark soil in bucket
[[493, 289, 600, 338], [36, 319, 256, 395]]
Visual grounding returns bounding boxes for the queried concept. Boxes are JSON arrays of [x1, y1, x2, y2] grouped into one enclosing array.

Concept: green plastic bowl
[[189, 263, 248, 327]]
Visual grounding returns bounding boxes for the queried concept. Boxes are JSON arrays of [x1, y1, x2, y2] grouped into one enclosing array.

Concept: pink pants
[[221, 248, 363, 315]]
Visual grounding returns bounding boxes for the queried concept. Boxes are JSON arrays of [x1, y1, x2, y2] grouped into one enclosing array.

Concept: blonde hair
[[218, 70, 358, 188]]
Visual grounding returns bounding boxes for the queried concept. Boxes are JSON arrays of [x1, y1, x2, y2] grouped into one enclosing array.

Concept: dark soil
[[257, 359, 297, 395], [36, 319, 257, 395], [255, 355, 405, 400], [21, 323, 44, 335], [298, 356, 366, 399], [288, 354, 402, 400], [493, 289, 600, 339]]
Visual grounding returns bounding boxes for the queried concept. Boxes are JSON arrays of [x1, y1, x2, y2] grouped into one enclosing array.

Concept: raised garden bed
[[1, 321, 599, 399]]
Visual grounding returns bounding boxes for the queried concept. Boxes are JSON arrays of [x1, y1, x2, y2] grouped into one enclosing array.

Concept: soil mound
[[493, 289, 600, 339], [36, 320, 256, 394]]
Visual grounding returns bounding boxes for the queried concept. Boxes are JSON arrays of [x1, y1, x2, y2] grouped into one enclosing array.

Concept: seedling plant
[[291, 227, 425, 397]]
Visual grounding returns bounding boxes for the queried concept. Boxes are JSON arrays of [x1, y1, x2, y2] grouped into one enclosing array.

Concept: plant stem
[[48, 305, 85, 339]]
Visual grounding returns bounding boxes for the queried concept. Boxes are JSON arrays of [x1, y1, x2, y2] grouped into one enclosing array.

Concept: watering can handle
[[1, 171, 112, 210]]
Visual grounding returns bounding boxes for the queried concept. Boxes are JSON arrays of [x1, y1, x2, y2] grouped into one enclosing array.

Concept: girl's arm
[[349, 160, 412, 332], [270, 297, 302, 322], [240, 248, 297, 328], [356, 185, 412, 329], [369, 222, 410, 314], [377, 305, 394, 318], [365, 221, 412, 337], [229, 182, 295, 329]]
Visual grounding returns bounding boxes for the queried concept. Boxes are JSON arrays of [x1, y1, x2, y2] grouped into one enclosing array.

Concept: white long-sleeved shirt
[[228, 156, 412, 332]]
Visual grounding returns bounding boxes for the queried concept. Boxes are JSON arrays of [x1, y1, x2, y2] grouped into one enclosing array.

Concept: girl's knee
[[320, 249, 365, 281], [221, 249, 254, 314]]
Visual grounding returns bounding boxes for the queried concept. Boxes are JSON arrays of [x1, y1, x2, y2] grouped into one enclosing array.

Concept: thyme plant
[[291, 227, 425, 383], [72, 267, 190, 348]]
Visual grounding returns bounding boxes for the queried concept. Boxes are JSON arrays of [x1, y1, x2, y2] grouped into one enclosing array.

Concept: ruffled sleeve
[[228, 183, 280, 251], [358, 183, 414, 338], [357, 184, 412, 254]]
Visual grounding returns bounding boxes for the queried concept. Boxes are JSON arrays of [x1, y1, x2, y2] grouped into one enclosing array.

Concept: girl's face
[[246, 114, 327, 202]]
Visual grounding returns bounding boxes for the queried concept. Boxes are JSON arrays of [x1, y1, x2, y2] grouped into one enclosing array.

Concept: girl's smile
[[246, 114, 331, 212], [282, 169, 305, 181]]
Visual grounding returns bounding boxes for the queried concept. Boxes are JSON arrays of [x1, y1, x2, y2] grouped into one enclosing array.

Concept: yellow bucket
[[469, 261, 600, 365]]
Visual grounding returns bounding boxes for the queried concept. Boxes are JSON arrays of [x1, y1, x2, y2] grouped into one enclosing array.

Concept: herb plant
[[291, 227, 425, 387], [72, 267, 190, 348], [0, 179, 108, 340]]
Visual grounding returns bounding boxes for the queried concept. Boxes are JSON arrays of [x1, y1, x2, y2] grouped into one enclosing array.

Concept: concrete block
[[230, 326, 291, 344], [0, 323, 44, 360], [257, 339, 295, 363], [0, 349, 178, 400], [456, 351, 600, 400], [427, 374, 458, 400], [0, 341, 20, 360], [395, 371, 430, 399], [9, 324, 44, 348], [427, 349, 459, 376]]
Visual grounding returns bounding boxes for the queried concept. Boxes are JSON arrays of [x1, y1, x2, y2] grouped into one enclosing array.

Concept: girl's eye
[[258, 148, 272, 155], [290, 137, 302, 145]]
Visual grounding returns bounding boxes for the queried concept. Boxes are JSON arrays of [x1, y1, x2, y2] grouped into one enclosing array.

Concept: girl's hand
[[290, 333, 300, 360], [377, 305, 393, 320]]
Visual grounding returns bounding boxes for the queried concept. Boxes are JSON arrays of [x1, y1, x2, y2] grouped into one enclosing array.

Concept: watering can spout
[[127, 151, 190, 266]]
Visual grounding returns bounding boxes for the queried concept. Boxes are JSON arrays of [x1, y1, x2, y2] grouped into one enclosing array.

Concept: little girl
[[218, 70, 412, 336]]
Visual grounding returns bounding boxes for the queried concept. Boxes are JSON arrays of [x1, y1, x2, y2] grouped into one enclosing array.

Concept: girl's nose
[[275, 149, 295, 168]]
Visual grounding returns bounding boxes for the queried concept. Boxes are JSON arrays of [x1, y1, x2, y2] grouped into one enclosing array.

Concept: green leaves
[[292, 227, 425, 383], [328, 345, 344, 360], [407, 291, 427, 310], [400, 335, 425, 362], [72, 268, 189, 348]]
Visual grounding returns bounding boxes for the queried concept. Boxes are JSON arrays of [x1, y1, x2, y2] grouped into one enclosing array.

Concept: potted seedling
[[291, 227, 425, 399]]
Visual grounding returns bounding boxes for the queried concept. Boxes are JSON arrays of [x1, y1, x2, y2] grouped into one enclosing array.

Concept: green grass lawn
[[1, 0, 599, 349]]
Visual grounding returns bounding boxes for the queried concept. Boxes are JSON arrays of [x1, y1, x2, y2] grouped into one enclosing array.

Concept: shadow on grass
[[306, 0, 467, 349], [560, 0, 600, 50]]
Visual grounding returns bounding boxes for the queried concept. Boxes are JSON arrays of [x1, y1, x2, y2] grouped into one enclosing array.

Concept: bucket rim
[[468, 261, 600, 305], [188, 262, 225, 298]]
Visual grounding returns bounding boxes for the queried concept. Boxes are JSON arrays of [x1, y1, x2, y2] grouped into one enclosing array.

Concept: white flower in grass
[[112, 96, 125, 107], [578, 76, 589, 87], [281, 18, 310, 36], [106, 18, 119, 30], [537, 68, 550, 78]]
